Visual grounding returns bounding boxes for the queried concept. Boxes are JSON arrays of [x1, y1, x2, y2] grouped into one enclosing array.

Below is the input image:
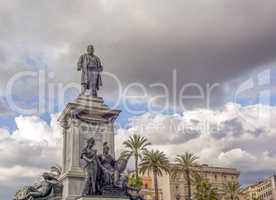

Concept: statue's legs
[[90, 176, 96, 195], [87, 69, 98, 97], [81, 84, 87, 95], [82, 168, 98, 196], [26, 187, 44, 198], [82, 171, 91, 196], [80, 83, 97, 96], [90, 89, 97, 97], [28, 191, 44, 198]]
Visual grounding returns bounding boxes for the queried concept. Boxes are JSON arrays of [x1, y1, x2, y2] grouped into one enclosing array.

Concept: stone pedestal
[[58, 95, 120, 200], [78, 198, 128, 200]]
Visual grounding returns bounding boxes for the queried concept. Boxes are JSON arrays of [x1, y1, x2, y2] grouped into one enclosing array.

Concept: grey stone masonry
[[78, 197, 128, 200], [58, 95, 121, 200]]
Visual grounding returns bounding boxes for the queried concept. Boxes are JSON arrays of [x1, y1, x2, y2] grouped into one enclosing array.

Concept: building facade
[[240, 184, 259, 200], [140, 175, 164, 200], [139, 164, 240, 200], [241, 176, 276, 200]]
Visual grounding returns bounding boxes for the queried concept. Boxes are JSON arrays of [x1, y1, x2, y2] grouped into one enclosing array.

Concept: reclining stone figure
[[14, 166, 62, 200]]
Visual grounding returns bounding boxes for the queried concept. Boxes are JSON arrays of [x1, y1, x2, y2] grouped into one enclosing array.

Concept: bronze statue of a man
[[77, 45, 103, 96]]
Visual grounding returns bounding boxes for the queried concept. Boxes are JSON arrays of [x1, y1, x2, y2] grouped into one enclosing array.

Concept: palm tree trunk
[[135, 154, 139, 181], [186, 169, 192, 200], [153, 171, 159, 200]]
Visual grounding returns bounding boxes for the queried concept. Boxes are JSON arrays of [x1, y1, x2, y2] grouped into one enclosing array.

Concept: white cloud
[[0, 114, 62, 199], [1, 103, 276, 198], [0, 165, 44, 182], [218, 149, 257, 167], [116, 103, 276, 173], [12, 115, 60, 144]]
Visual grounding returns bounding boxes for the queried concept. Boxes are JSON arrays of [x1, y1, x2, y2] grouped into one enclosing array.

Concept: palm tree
[[193, 174, 218, 200], [171, 152, 199, 200], [140, 150, 170, 200], [122, 134, 151, 181], [128, 173, 143, 189], [222, 181, 241, 200]]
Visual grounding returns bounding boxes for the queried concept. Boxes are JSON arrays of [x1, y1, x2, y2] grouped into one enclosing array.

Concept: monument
[[14, 45, 144, 200]]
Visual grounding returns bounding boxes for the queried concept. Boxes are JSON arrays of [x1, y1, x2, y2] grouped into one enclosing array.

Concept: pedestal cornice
[[58, 96, 120, 125]]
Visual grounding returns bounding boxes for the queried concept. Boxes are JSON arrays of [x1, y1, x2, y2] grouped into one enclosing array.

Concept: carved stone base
[[78, 197, 129, 200], [60, 174, 84, 200], [58, 96, 121, 200], [102, 185, 128, 197]]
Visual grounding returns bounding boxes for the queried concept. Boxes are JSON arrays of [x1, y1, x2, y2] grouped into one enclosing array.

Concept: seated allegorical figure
[[97, 142, 116, 187]]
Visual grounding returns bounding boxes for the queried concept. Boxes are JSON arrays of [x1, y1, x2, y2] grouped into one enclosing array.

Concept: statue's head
[[42, 172, 54, 180], [103, 142, 110, 154], [87, 137, 95, 149], [42, 172, 59, 184], [87, 45, 94, 55]]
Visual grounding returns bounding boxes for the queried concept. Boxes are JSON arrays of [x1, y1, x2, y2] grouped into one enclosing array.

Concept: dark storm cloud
[[212, 118, 244, 139], [241, 170, 276, 185], [1, 0, 276, 108], [170, 128, 201, 144]]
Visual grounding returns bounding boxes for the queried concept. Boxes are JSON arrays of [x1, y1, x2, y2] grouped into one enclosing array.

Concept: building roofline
[[170, 163, 239, 172]]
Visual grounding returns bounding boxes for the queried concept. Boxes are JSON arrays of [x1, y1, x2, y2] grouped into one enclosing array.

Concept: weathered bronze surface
[[77, 45, 103, 97]]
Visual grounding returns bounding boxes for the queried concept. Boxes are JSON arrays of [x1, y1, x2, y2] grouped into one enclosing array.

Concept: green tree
[[122, 134, 151, 182], [140, 150, 170, 200], [222, 181, 241, 200], [171, 152, 199, 200], [193, 174, 218, 200], [128, 174, 143, 189]]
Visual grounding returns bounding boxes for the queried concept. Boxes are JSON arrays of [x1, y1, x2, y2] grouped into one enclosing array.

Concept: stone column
[[58, 96, 120, 200]]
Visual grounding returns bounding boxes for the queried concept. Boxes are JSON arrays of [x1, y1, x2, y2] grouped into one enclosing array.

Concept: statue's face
[[103, 145, 109, 154], [87, 45, 94, 55], [87, 138, 95, 149], [42, 172, 51, 180], [88, 141, 94, 149]]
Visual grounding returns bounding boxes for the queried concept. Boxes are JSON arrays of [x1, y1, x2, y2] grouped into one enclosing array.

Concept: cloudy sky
[[1, 0, 276, 199]]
